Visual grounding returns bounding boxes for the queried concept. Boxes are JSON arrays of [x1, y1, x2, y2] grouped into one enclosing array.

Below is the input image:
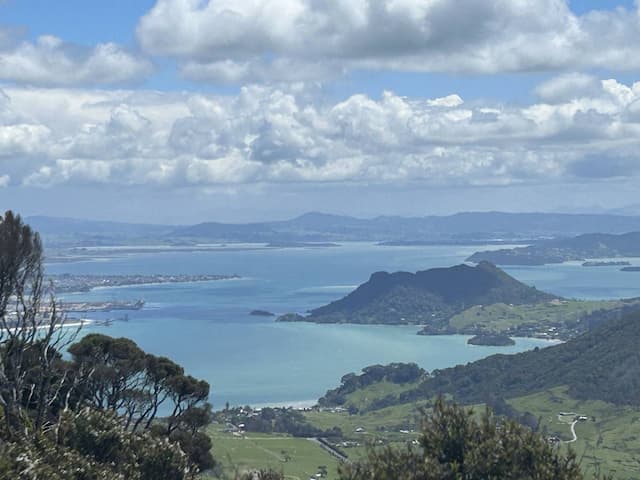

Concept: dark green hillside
[[468, 231, 640, 265], [294, 262, 556, 325], [414, 310, 640, 406], [318, 309, 640, 411]]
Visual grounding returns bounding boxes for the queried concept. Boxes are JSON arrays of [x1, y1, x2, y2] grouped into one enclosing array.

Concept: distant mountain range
[[279, 262, 556, 327], [27, 211, 640, 247], [468, 231, 640, 265], [27, 216, 175, 247]]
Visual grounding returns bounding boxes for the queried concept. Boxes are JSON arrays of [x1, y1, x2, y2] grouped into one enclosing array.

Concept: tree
[[69, 333, 214, 471], [339, 398, 587, 480], [0, 210, 78, 438], [68, 334, 147, 412]]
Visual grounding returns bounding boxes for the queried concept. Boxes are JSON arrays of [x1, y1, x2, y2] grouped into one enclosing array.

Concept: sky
[[1, 0, 640, 224]]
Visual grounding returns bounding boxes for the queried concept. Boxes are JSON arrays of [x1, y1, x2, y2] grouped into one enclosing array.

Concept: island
[[48, 273, 240, 293], [276, 313, 306, 322], [467, 231, 640, 265], [467, 334, 515, 346], [582, 261, 631, 267], [249, 309, 275, 317]]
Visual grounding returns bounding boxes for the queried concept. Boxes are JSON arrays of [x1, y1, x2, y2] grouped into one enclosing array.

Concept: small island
[[621, 266, 640, 272], [467, 334, 515, 346], [582, 261, 631, 267], [277, 313, 306, 322], [249, 309, 275, 317]]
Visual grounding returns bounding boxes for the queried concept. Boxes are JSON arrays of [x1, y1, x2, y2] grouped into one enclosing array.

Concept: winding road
[[556, 414, 579, 443], [566, 420, 578, 443]]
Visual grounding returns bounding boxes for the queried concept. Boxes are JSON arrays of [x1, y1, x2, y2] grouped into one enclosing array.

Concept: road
[[566, 420, 578, 443], [308, 438, 350, 463], [556, 415, 579, 444]]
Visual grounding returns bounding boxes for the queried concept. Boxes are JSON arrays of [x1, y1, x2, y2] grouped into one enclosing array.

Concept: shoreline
[[271, 319, 565, 344], [246, 399, 317, 410], [1, 319, 93, 333], [54, 275, 242, 295]]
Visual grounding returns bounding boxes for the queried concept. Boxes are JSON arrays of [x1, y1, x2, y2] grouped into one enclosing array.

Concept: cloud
[[535, 73, 604, 103], [137, 0, 640, 83], [1, 75, 640, 190], [0, 34, 153, 86]]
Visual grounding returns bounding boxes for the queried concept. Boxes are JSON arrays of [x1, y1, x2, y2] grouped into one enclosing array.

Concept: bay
[[46, 243, 640, 407]]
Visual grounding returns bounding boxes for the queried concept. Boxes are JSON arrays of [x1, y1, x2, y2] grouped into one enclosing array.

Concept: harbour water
[[47, 243, 640, 407]]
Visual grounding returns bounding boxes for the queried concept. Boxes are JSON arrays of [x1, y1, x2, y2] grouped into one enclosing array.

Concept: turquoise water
[[46, 243, 640, 407]]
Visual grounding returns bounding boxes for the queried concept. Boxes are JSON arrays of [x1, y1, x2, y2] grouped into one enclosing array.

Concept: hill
[[172, 211, 640, 243], [26, 216, 176, 247], [317, 308, 640, 412], [310, 310, 640, 478], [280, 262, 556, 326], [26, 211, 640, 247], [468, 231, 640, 265], [331, 309, 637, 412], [413, 309, 640, 406]]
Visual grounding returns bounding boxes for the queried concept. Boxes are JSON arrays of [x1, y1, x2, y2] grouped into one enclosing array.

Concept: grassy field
[[206, 424, 341, 480], [509, 386, 640, 480], [306, 383, 640, 479], [448, 300, 623, 333], [306, 403, 422, 441], [328, 380, 419, 412], [204, 382, 640, 479]]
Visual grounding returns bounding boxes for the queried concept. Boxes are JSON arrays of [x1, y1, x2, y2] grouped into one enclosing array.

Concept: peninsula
[[278, 262, 556, 328], [49, 273, 240, 294], [467, 231, 640, 265]]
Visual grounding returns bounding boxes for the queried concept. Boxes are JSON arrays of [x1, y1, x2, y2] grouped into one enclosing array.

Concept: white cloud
[[1, 75, 640, 190], [535, 73, 604, 103], [0, 174, 9, 187], [137, 0, 640, 82], [0, 34, 153, 86]]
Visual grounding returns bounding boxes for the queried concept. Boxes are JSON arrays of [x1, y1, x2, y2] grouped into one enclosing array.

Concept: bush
[[339, 398, 586, 480], [0, 409, 191, 480]]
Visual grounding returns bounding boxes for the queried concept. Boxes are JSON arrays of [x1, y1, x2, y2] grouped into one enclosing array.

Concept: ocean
[[47, 243, 640, 407]]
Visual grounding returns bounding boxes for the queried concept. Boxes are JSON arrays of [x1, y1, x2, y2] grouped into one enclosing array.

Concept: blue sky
[[0, 1, 639, 222], [1, 0, 635, 98]]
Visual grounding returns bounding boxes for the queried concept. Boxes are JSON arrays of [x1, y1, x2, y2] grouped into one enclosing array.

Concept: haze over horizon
[[1, 0, 640, 223]]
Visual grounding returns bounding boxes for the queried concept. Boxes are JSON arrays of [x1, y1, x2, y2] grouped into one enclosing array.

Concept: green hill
[[312, 310, 640, 478], [414, 309, 640, 406], [281, 261, 556, 326], [318, 311, 640, 405], [321, 309, 640, 411]]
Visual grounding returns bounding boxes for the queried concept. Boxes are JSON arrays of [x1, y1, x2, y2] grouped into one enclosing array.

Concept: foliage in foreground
[[339, 398, 587, 480], [0, 211, 213, 479], [0, 409, 191, 480]]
